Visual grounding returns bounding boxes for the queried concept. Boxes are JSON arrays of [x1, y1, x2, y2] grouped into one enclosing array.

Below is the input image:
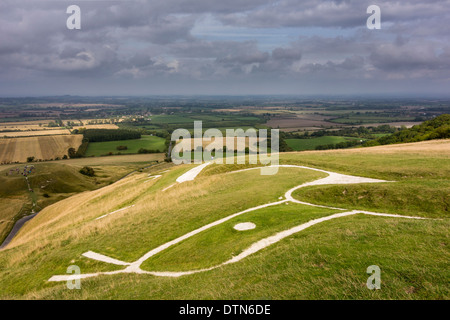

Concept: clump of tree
[[27, 156, 35, 162], [138, 148, 160, 154], [285, 125, 397, 140], [47, 121, 59, 127], [364, 114, 450, 146], [79, 166, 95, 177], [71, 127, 86, 135], [76, 138, 89, 157], [82, 129, 140, 142], [68, 138, 89, 158], [278, 132, 293, 152], [116, 145, 128, 150], [68, 147, 77, 158], [315, 139, 363, 150]]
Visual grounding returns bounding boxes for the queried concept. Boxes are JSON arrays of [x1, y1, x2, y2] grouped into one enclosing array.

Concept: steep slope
[[0, 140, 448, 299]]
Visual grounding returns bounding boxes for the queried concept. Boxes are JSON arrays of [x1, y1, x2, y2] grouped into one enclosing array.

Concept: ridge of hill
[[365, 114, 450, 146], [0, 140, 448, 299]]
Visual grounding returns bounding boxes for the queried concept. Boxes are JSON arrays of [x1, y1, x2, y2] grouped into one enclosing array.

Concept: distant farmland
[[266, 114, 338, 131], [0, 135, 83, 163], [286, 136, 361, 151], [85, 135, 166, 156], [0, 129, 71, 137]]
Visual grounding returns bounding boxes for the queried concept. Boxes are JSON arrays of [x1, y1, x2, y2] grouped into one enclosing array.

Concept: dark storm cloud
[[0, 0, 449, 95]]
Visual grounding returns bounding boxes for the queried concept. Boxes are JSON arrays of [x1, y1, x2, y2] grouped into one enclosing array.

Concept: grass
[[0, 198, 26, 242], [85, 135, 166, 156], [150, 113, 261, 125], [19, 215, 450, 300], [63, 167, 324, 263], [292, 179, 449, 219], [0, 154, 167, 245], [286, 136, 361, 151], [0, 139, 448, 299], [141, 203, 338, 272], [280, 140, 449, 219]]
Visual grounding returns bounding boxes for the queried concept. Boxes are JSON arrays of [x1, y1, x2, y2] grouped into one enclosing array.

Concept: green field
[[330, 115, 416, 124], [286, 136, 361, 151], [118, 112, 265, 133], [150, 114, 261, 125], [0, 140, 448, 299], [85, 135, 166, 156]]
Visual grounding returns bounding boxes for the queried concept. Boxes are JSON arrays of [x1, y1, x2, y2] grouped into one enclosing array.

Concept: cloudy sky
[[0, 0, 449, 96]]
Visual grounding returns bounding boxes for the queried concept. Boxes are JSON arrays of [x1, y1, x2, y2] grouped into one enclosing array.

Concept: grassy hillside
[[0, 140, 448, 299], [365, 114, 450, 146], [0, 153, 166, 245]]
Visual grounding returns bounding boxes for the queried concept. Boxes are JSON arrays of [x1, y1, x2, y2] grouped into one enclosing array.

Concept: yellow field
[[0, 120, 53, 129], [1, 119, 119, 137], [0, 120, 68, 136], [71, 124, 118, 130], [295, 139, 450, 156], [0, 135, 83, 163], [1, 129, 71, 137]]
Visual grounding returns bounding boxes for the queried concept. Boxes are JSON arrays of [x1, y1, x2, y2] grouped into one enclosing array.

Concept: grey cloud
[[272, 47, 302, 61], [217, 51, 270, 65], [0, 0, 449, 95], [219, 0, 450, 29], [369, 43, 450, 73]]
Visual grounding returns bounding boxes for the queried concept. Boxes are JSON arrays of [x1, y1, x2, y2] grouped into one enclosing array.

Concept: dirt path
[[0, 212, 38, 249], [49, 163, 428, 282], [176, 161, 211, 183]]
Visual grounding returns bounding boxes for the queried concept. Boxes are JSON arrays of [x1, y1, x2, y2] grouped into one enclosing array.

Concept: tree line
[[285, 125, 397, 140], [73, 128, 142, 142], [364, 114, 450, 146]]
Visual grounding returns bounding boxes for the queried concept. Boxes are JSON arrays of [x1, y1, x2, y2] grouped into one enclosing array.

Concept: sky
[[0, 0, 449, 97]]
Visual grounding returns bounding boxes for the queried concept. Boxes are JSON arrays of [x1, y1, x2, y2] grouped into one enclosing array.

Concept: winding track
[[0, 212, 38, 249], [49, 163, 427, 282]]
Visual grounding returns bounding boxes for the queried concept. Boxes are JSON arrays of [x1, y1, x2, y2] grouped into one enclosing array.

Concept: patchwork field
[[0, 120, 54, 130], [71, 124, 119, 131], [266, 114, 338, 131], [1, 129, 71, 138], [176, 136, 259, 150], [286, 136, 361, 151], [0, 139, 447, 299], [0, 119, 119, 138], [0, 135, 83, 163], [85, 135, 166, 156]]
